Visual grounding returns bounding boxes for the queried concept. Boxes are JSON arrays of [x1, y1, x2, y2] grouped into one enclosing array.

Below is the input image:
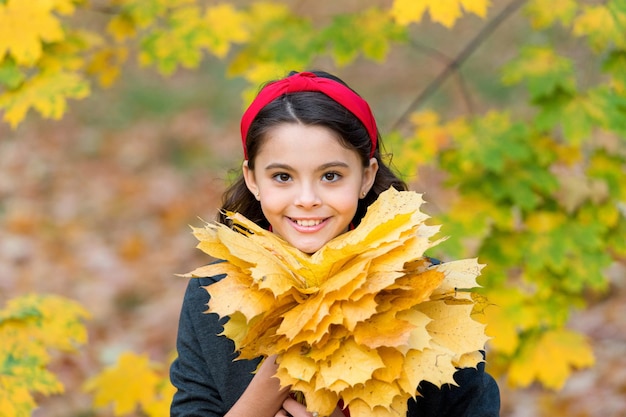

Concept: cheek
[[258, 191, 287, 214], [333, 191, 361, 214]]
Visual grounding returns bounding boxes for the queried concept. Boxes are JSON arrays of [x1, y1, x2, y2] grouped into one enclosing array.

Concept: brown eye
[[322, 172, 341, 182], [273, 173, 291, 182]]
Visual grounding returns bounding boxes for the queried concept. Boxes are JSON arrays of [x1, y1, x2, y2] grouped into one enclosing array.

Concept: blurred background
[[1, 0, 625, 416]]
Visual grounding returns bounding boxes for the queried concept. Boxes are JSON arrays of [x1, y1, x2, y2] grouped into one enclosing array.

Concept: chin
[[294, 241, 325, 255]]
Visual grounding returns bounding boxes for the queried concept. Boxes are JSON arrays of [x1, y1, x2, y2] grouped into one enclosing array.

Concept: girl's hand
[[277, 397, 345, 417], [226, 355, 290, 417]]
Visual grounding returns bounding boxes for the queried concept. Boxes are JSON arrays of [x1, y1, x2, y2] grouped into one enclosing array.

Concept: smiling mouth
[[292, 218, 325, 227]]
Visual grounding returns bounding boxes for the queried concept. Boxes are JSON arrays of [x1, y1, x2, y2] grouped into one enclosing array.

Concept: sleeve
[[407, 358, 501, 417], [170, 277, 226, 417]]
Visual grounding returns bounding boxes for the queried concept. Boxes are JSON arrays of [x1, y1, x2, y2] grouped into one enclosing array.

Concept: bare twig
[[408, 39, 476, 114], [391, 0, 528, 132]]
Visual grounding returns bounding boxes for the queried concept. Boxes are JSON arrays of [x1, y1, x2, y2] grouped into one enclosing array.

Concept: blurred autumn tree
[[1, 0, 626, 416]]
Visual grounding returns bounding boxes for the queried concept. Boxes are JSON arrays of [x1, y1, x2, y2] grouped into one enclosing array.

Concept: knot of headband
[[240, 72, 378, 159]]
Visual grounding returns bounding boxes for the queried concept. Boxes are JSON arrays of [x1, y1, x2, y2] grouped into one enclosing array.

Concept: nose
[[294, 184, 321, 208]]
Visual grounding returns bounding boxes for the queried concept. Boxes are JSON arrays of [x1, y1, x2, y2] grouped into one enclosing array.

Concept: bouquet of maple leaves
[[184, 188, 489, 417]]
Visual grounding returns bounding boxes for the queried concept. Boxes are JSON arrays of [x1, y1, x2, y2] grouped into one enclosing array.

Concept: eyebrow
[[264, 161, 350, 171]]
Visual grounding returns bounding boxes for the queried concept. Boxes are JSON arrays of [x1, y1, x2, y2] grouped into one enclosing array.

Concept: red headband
[[240, 72, 378, 159]]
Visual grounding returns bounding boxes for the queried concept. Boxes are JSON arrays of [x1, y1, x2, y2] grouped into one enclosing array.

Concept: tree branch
[[407, 39, 476, 115], [391, 0, 528, 132]]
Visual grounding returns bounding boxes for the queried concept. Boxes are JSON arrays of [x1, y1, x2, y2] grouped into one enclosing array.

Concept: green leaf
[[227, 4, 319, 82], [0, 294, 90, 416], [602, 49, 626, 81], [0, 69, 89, 128], [322, 8, 407, 66], [501, 46, 576, 100], [0, 58, 25, 88], [587, 150, 626, 199], [587, 87, 626, 136], [524, 0, 578, 29], [573, 3, 626, 52], [138, 6, 209, 75]]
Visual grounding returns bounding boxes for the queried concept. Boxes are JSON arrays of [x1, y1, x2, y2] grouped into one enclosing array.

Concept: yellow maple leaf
[[0, 69, 89, 128], [390, 0, 491, 28], [203, 4, 250, 58], [107, 14, 137, 42], [84, 352, 162, 415], [0, 0, 66, 65], [507, 329, 595, 389], [187, 188, 488, 416]]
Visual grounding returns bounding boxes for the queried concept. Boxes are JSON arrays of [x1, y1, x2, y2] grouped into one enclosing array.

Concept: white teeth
[[295, 219, 323, 227]]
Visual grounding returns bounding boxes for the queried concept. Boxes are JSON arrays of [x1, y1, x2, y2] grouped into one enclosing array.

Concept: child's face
[[243, 123, 378, 254]]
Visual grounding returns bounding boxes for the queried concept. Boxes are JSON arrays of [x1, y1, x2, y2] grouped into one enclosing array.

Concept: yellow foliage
[[107, 14, 137, 42], [87, 46, 129, 87], [84, 351, 175, 416], [0, 294, 90, 417], [524, 0, 578, 29], [525, 210, 567, 233], [573, 5, 626, 51], [481, 288, 539, 355], [186, 188, 488, 417], [204, 4, 251, 58], [0, 69, 89, 127], [408, 111, 451, 163], [507, 329, 595, 389], [0, 0, 69, 65], [390, 0, 491, 28]]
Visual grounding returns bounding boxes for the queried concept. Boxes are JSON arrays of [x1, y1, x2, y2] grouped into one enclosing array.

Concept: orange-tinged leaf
[[307, 336, 342, 362], [278, 293, 329, 340], [205, 275, 274, 321], [279, 345, 318, 382], [373, 347, 405, 383], [342, 378, 399, 411], [319, 258, 371, 299], [353, 310, 415, 349], [317, 338, 385, 387], [340, 294, 379, 332], [186, 189, 487, 414], [301, 386, 339, 417]]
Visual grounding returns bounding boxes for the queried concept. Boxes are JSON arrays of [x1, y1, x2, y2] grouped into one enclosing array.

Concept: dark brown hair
[[219, 70, 407, 228]]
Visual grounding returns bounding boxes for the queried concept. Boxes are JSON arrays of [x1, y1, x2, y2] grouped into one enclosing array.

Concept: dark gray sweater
[[170, 276, 501, 417]]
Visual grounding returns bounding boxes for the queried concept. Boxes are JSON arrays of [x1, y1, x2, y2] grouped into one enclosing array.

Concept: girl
[[170, 70, 500, 417]]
